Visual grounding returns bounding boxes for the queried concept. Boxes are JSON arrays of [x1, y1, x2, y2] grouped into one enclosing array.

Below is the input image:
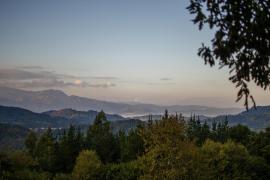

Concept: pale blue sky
[[0, 0, 269, 107]]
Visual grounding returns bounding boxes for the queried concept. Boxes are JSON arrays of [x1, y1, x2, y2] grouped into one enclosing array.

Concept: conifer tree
[[86, 111, 120, 163], [25, 131, 37, 157]]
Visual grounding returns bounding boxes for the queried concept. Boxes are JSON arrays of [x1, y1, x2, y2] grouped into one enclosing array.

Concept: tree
[[140, 115, 207, 179], [58, 125, 83, 172], [103, 160, 143, 180], [246, 156, 270, 180], [86, 111, 120, 163], [163, 109, 169, 120], [202, 140, 251, 179], [35, 128, 58, 172], [25, 131, 37, 157], [187, 0, 270, 109], [229, 124, 252, 146], [118, 128, 144, 162], [72, 150, 102, 180]]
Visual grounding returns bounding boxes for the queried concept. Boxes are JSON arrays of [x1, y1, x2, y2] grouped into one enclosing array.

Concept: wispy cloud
[[0, 68, 117, 89], [90, 76, 118, 80], [0, 69, 57, 80], [17, 65, 44, 70], [160, 78, 172, 81]]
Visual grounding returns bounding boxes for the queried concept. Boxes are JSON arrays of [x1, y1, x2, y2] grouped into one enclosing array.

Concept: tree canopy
[[187, 0, 270, 109]]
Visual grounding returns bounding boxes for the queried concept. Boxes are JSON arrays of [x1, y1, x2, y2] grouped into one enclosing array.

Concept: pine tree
[[86, 111, 120, 163], [35, 128, 59, 172], [25, 131, 37, 157]]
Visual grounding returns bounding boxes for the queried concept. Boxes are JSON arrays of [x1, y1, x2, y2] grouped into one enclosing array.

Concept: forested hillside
[[1, 111, 270, 179]]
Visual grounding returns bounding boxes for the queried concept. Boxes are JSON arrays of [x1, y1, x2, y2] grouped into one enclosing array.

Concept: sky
[[0, 0, 269, 107]]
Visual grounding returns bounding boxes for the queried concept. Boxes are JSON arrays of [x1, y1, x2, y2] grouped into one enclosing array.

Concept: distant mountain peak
[[0, 86, 243, 116]]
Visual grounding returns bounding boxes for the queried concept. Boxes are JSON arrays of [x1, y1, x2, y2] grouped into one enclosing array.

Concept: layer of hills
[[1, 102, 270, 131], [0, 86, 242, 116], [1, 104, 270, 150], [0, 105, 143, 150], [209, 106, 270, 131], [0, 105, 127, 128], [133, 106, 270, 131], [1, 104, 270, 131]]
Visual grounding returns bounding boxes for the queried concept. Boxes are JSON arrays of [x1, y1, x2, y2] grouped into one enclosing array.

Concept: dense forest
[[1, 110, 270, 180]]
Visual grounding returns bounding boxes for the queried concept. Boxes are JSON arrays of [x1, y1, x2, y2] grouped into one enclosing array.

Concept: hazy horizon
[[1, 0, 269, 108]]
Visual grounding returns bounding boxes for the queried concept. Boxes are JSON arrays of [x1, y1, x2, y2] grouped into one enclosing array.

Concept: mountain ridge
[[208, 106, 270, 130], [0, 105, 126, 128], [0, 86, 242, 116]]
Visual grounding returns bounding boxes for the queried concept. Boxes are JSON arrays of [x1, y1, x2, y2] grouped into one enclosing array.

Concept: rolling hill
[[0, 86, 242, 116], [208, 106, 270, 130], [0, 105, 126, 128]]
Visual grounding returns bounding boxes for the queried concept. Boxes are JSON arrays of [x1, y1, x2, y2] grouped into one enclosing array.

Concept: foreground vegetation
[[1, 110, 270, 180]]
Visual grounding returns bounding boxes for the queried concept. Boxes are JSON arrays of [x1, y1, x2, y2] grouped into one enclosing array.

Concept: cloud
[[74, 79, 83, 85], [160, 78, 172, 81], [18, 65, 44, 70], [90, 76, 118, 80], [0, 69, 59, 80], [0, 68, 116, 89]]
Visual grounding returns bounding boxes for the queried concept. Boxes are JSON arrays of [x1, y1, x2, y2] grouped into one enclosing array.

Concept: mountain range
[[1, 104, 270, 131], [0, 86, 242, 116], [0, 105, 126, 128], [209, 106, 270, 131], [1, 104, 270, 150]]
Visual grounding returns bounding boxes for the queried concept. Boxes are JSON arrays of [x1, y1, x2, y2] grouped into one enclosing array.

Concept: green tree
[[72, 150, 102, 180], [215, 119, 229, 143], [246, 156, 270, 180], [187, 0, 270, 109], [118, 128, 144, 162], [140, 114, 207, 179], [202, 140, 251, 179], [35, 128, 58, 172], [86, 111, 120, 163], [25, 131, 37, 157], [58, 125, 83, 172], [248, 128, 270, 164], [229, 124, 252, 146], [102, 160, 143, 180]]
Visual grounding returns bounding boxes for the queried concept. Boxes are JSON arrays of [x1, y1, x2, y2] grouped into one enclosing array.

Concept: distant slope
[[0, 105, 126, 128], [43, 109, 126, 123], [0, 105, 70, 128], [209, 106, 270, 130], [0, 86, 242, 116], [0, 123, 29, 150]]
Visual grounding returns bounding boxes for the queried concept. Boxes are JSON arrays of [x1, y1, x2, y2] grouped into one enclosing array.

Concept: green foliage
[[187, 0, 270, 109], [86, 111, 120, 163], [0, 123, 29, 150], [25, 131, 37, 157], [3, 109, 270, 179], [0, 150, 51, 180], [58, 125, 84, 172], [229, 124, 253, 146], [248, 128, 270, 163], [35, 128, 59, 172], [53, 173, 71, 180], [202, 140, 251, 179], [187, 115, 211, 145], [118, 128, 144, 162], [140, 114, 206, 179], [102, 160, 143, 180], [72, 150, 102, 180], [246, 156, 270, 180]]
